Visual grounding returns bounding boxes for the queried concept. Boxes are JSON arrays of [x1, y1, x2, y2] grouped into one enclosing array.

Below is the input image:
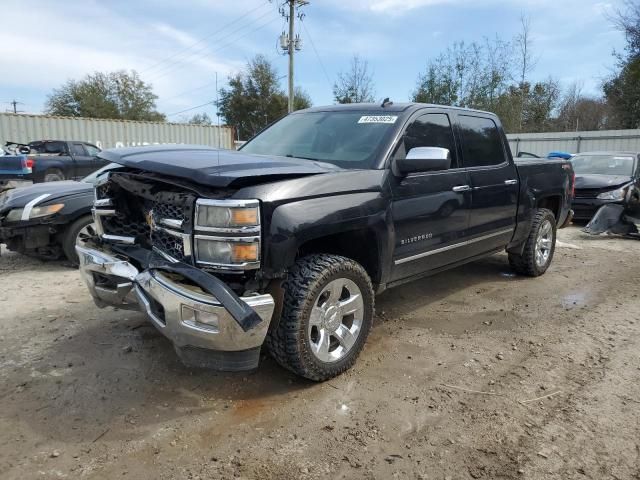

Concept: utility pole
[[215, 72, 221, 148], [7, 100, 24, 114], [277, 1, 308, 113]]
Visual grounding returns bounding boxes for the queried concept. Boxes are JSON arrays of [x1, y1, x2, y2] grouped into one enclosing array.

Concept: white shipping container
[[0, 113, 235, 150], [507, 129, 640, 157]]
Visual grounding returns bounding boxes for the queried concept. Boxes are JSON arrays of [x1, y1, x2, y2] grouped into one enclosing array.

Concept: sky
[[0, 0, 628, 122]]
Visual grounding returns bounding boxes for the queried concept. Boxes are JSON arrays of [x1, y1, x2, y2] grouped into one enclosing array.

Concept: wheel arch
[[536, 195, 562, 220], [263, 193, 393, 287]]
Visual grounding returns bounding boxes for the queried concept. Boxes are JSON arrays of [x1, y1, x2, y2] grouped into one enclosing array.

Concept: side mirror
[[396, 147, 451, 174]]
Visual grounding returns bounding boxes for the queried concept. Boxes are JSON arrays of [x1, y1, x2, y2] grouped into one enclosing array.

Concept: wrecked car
[[0, 165, 117, 264], [571, 152, 640, 236], [76, 103, 574, 381]]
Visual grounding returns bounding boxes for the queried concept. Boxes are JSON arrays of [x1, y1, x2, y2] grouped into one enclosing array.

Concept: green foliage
[[333, 55, 376, 104], [411, 35, 566, 133], [45, 70, 165, 122], [219, 55, 312, 140], [604, 1, 640, 129], [187, 112, 213, 125]]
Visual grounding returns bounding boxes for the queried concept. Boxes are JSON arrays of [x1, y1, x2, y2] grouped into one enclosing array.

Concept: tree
[[555, 82, 609, 131], [514, 15, 538, 130], [45, 70, 165, 121], [412, 38, 512, 112], [219, 55, 311, 139], [187, 112, 213, 125], [603, 1, 640, 128], [333, 55, 376, 104], [413, 63, 459, 105], [522, 79, 560, 132]]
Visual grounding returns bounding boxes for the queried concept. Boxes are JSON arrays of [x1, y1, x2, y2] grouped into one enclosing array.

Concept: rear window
[[29, 141, 67, 154]]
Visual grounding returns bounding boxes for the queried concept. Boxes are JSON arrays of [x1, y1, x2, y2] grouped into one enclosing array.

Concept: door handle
[[504, 179, 518, 185], [452, 185, 471, 192]]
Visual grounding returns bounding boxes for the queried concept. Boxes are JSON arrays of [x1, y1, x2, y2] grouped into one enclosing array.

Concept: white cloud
[[323, 0, 596, 15], [0, 0, 278, 115]]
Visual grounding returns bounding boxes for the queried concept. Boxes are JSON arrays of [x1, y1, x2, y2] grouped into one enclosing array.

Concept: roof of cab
[[298, 102, 498, 117]]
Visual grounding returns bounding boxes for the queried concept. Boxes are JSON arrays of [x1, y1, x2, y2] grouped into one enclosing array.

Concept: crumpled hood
[[0, 180, 92, 212], [98, 145, 343, 188], [574, 174, 632, 190]]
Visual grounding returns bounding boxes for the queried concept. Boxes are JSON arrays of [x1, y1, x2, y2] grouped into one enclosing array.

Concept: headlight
[[195, 236, 260, 268], [597, 186, 628, 201], [5, 203, 64, 222], [195, 199, 260, 232]]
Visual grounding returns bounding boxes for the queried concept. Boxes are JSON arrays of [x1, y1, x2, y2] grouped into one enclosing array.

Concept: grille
[[151, 228, 187, 262], [574, 188, 604, 199], [102, 216, 150, 238], [153, 201, 186, 222]]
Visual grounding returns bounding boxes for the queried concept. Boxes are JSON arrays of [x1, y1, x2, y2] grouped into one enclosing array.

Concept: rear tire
[[508, 208, 556, 277], [267, 254, 374, 381], [44, 168, 65, 182], [62, 215, 96, 265]]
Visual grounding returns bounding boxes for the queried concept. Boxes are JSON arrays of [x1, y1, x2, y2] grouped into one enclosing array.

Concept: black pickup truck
[[0, 140, 106, 183], [76, 103, 574, 381]]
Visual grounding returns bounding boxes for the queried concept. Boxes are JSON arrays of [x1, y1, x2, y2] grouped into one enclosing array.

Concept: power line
[[161, 80, 219, 103], [167, 101, 214, 117], [148, 10, 278, 82], [300, 18, 332, 88], [141, 0, 270, 75], [6, 100, 25, 114]]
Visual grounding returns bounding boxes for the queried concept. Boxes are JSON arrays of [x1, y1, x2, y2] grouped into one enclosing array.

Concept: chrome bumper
[[76, 244, 275, 352]]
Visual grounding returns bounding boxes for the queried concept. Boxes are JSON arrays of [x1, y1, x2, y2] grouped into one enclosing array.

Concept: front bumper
[[0, 222, 55, 255], [76, 244, 275, 360], [572, 198, 621, 220]]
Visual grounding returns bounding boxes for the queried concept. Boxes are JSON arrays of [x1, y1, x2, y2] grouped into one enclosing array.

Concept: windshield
[[240, 111, 400, 168], [571, 154, 635, 176], [82, 163, 119, 184]]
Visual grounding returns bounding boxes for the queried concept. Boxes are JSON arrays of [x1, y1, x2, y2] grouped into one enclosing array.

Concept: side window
[[85, 144, 100, 156], [71, 143, 86, 156], [398, 113, 458, 168], [458, 115, 506, 167]]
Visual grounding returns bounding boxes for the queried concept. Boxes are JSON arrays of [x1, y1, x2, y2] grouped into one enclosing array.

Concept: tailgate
[[0, 155, 32, 177]]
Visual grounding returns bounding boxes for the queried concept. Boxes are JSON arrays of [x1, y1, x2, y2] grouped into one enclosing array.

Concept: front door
[[390, 111, 472, 281], [457, 114, 518, 255], [70, 143, 95, 178]]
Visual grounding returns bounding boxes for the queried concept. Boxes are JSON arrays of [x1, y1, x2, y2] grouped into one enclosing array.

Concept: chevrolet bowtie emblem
[[146, 209, 155, 228]]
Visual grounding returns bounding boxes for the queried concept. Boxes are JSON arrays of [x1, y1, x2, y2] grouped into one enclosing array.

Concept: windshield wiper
[[285, 154, 319, 161]]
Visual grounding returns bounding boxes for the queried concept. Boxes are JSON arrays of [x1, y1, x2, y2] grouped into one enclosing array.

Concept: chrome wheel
[[76, 222, 97, 245], [307, 278, 364, 363], [535, 219, 553, 268]]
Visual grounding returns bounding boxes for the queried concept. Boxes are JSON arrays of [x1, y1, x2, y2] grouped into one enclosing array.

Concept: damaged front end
[[77, 171, 275, 371], [583, 187, 640, 237]]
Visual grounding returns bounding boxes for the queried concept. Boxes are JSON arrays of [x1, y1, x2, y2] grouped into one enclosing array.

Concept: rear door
[[390, 110, 472, 281], [457, 114, 518, 255], [70, 143, 95, 178]]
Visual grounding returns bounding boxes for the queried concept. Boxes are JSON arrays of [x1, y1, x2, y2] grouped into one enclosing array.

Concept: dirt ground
[[1, 226, 639, 480]]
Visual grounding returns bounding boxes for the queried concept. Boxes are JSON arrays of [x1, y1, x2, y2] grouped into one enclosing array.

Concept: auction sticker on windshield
[[358, 115, 398, 124]]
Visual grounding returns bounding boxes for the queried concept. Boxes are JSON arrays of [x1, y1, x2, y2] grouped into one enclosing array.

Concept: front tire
[[267, 254, 374, 381], [62, 215, 96, 265], [508, 208, 556, 277]]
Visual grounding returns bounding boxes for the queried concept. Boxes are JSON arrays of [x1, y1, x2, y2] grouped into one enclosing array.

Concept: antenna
[[381, 98, 393, 108]]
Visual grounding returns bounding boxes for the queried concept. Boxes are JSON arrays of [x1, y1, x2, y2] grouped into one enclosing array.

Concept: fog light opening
[[181, 305, 220, 332]]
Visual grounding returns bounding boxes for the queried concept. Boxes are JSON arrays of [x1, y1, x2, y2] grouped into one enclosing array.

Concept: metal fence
[[507, 129, 640, 157], [0, 113, 235, 150]]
